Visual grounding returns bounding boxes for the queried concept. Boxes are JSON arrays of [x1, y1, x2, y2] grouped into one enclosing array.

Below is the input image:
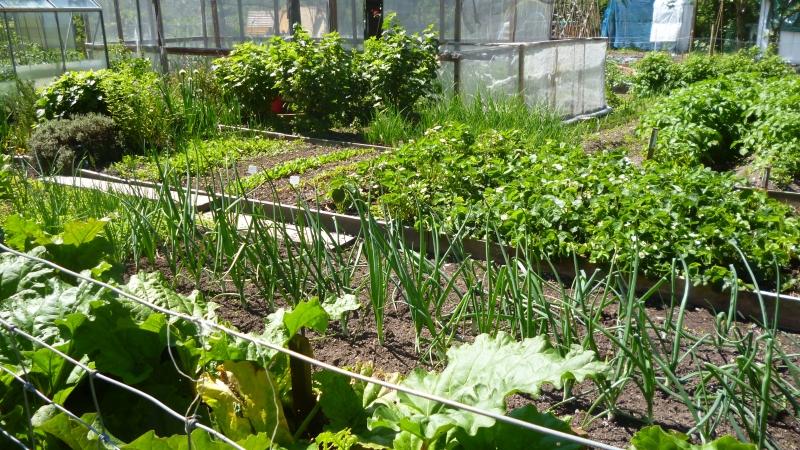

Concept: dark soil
[[122, 251, 800, 448]]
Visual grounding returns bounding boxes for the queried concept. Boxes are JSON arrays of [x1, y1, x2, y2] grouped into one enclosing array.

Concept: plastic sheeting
[[383, 0, 550, 42], [602, 0, 693, 51], [523, 39, 606, 117], [442, 38, 607, 118]]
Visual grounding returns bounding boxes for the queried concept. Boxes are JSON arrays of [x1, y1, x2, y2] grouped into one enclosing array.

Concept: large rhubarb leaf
[[314, 362, 402, 434], [123, 272, 213, 322], [46, 219, 114, 273], [368, 332, 610, 448], [0, 251, 104, 360], [631, 426, 756, 450], [2, 216, 50, 252], [198, 360, 293, 444], [122, 429, 314, 450], [454, 404, 580, 450]]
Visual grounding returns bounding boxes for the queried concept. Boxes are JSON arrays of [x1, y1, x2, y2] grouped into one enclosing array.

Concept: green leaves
[[354, 15, 440, 116], [284, 297, 329, 336], [2, 216, 115, 273], [454, 405, 581, 450], [367, 333, 609, 448], [337, 122, 800, 287], [631, 426, 756, 450], [198, 360, 293, 443]]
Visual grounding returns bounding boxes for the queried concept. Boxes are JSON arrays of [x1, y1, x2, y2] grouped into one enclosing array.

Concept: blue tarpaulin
[[602, 0, 655, 49], [603, 0, 693, 51]]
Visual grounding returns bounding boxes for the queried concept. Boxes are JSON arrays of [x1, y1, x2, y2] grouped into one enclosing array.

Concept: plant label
[[248, 165, 258, 175], [290, 176, 300, 186]]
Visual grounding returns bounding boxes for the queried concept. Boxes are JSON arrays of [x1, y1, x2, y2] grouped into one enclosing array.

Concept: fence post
[[518, 44, 525, 94], [289, 334, 316, 425], [709, 25, 715, 55], [761, 166, 771, 190], [646, 128, 659, 160]]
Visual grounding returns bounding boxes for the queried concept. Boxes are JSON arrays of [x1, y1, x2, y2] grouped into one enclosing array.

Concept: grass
[[364, 92, 572, 147]]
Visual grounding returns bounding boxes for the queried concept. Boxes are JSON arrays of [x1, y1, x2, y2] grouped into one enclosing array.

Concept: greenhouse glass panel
[[336, 0, 363, 44], [384, 0, 441, 35], [0, 0, 52, 9], [161, 0, 204, 47], [459, 44, 518, 98], [0, 0, 108, 89], [48, 0, 100, 9], [242, 0, 280, 42], [514, 0, 551, 41], [137, 0, 158, 45], [300, 0, 327, 37]]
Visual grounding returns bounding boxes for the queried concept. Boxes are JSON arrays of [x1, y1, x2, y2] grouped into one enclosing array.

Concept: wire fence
[[0, 241, 625, 450]]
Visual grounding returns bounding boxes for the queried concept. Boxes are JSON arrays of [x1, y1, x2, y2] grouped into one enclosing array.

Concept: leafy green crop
[[315, 333, 609, 449], [640, 74, 800, 186], [629, 48, 793, 97], [631, 426, 756, 450], [236, 147, 373, 192], [111, 135, 302, 180], [0, 246, 365, 448], [331, 123, 800, 287]]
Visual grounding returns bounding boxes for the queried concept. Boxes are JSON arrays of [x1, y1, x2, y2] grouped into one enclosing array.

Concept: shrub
[[36, 71, 109, 121], [36, 67, 170, 149], [353, 15, 440, 118], [269, 25, 353, 130], [213, 42, 277, 120], [630, 48, 793, 97], [27, 113, 125, 173], [214, 26, 353, 130], [629, 52, 679, 96], [640, 74, 800, 186]]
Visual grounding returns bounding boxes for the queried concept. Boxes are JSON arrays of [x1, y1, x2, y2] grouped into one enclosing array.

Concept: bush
[[353, 15, 440, 118], [36, 64, 171, 149], [629, 52, 679, 96], [640, 74, 800, 186], [213, 19, 440, 129], [213, 42, 277, 120], [27, 113, 125, 173], [269, 25, 353, 130], [214, 27, 353, 130]]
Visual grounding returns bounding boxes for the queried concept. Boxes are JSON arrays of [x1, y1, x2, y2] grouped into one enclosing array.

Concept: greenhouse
[[0, 0, 109, 88], [92, 0, 609, 118]]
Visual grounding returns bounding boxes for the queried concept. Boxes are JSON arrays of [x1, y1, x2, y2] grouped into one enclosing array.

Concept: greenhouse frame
[[0, 0, 109, 87], [91, 0, 608, 118]]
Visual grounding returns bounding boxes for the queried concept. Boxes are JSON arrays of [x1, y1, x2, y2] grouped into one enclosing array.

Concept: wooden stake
[[762, 166, 771, 190], [288, 334, 316, 424], [647, 128, 659, 160], [709, 25, 715, 55]]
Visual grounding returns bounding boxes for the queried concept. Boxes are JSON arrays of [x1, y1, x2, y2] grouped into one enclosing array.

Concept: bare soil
[[123, 252, 800, 448]]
